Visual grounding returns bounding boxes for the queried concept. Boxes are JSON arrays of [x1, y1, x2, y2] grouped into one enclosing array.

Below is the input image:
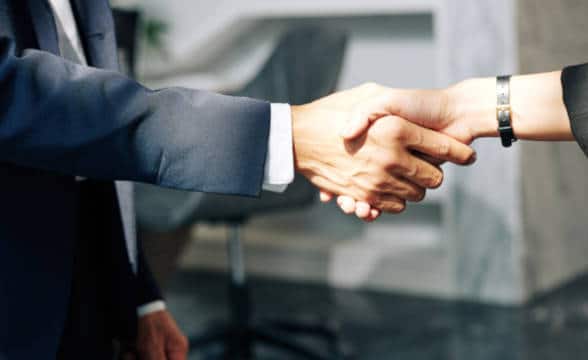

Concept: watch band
[[496, 75, 517, 147]]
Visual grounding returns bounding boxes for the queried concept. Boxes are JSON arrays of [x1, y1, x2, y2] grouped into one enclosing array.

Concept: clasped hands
[[293, 82, 479, 221]]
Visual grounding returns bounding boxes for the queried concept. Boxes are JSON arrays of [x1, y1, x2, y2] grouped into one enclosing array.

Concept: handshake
[[292, 82, 483, 221]]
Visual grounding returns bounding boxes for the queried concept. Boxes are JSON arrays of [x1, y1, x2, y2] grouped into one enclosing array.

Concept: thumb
[[340, 94, 396, 140], [340, 110, 372, 140]]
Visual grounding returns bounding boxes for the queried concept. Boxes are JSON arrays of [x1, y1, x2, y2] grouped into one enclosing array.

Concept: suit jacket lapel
[[70, 0, 137, 271], [26, 0, 59, 55], [28, 0, 137, 271], [70, 0, 119, 70]]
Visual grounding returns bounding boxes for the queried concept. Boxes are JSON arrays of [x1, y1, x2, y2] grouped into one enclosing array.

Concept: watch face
[[496, 76, 515, 147], [498, 109, 511, 126]]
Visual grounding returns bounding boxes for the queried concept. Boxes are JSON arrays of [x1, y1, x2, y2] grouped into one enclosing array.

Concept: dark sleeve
[[135, 243, 163, 306], [561, 63, 588, 156], [0, 38, 270, 196]]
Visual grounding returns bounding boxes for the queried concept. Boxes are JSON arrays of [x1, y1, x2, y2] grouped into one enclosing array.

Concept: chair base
[[188, 317, 354, 360], [188, 226, 353, 359]]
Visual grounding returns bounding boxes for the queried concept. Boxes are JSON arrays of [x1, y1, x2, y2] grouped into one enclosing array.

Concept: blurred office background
[[111, 0, 588, 358]]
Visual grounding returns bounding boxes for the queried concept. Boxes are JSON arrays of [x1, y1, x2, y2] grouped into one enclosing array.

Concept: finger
[[361, 206, 382, 222], [337, 196, 357, 215], [413, 151, 446, 166], [385, 152, 445, 189], [140, 346, 165, 360], [404, 122, 477, 165], [378, 176, 426, 202], [320, 191, 334, 202], [167, 332, 189, 360], [168, 354, 186, 360], [362, 208, 381, 222], [370, 194, 406, 214], [167, 349, 188, 360], [355, 202, 372, 220], [365, 157, 439, 193]]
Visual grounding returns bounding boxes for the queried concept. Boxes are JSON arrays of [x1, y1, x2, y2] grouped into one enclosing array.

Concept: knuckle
[[385, 118, 407, 140], [412, 128, 424, 146], [382, 152, 402, 168], [437, 141, 451, 157], [405, 163, 419, 179]]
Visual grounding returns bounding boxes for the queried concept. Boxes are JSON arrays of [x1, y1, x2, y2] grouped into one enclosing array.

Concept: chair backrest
[[135, 26, 348, 232]]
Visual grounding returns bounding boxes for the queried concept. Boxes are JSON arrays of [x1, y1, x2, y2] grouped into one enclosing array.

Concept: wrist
[[291, 104, 330, 173], [291, 105, 308, 172], [509, 71, 573, 141], [446, 78, 498, 140]]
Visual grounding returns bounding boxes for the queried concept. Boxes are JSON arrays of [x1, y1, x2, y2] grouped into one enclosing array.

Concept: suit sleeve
[[562, 63, 588, 157], [135, 242, 163, 306], [0, 38, 270, 196]]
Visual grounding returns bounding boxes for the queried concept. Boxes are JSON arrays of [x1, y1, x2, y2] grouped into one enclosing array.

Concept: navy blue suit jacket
[[0, 0, 270, 358]]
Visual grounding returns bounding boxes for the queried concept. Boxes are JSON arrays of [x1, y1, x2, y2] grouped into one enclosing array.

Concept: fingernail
[[467, 151, 477, 165], [356, 203, 370, 217], [341, 198, 355, 214]]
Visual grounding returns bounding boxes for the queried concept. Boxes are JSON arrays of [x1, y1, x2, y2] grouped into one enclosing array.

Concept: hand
[[322, 83, 483, 219], [329, 72, 573, 217], [341, 83, 479, 144], [122, 310, 189, 360], [343, 74, 574, 144], [293, 84, 477, 218]]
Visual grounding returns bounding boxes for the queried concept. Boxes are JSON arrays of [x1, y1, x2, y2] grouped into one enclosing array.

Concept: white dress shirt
[[47, 0, 294, 316]]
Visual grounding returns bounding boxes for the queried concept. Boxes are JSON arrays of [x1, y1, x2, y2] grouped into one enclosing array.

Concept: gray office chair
[[135, 27, 352, 359]]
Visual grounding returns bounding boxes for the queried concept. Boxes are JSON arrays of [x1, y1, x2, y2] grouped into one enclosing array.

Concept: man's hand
[[123, 310, 189, 360], [293, 84, 476, 219]]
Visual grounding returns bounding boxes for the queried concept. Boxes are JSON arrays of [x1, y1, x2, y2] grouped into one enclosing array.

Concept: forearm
[[449, 71, 575, 141], [0, 39, 270, 195]]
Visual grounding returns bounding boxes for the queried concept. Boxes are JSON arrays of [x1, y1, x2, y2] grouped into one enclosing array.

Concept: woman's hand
[[326, 71, 575, 220]]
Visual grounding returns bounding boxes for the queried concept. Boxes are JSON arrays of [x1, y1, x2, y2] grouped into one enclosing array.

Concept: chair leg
[[189, 224, 353, 359], [226, 224, 255, 359]]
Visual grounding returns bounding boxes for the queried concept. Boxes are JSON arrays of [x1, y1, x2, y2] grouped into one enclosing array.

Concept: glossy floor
[[166, 271, 588, 359]]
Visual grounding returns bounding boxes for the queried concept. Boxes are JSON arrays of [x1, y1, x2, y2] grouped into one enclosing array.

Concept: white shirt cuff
[[137, 300, 167, 317], [262, 104, 295, 193]]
